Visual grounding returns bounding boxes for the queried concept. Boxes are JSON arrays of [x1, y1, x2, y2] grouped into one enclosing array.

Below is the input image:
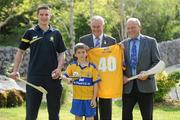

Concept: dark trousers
[[94, 98, 112, 120], [122, 80, 154, 120], [26, 76, 62, 120]]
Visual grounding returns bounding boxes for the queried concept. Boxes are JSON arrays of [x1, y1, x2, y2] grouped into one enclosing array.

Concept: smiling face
[[37, 9, 51, 26], [90, 19, 104, 38], [127, 19, 141, 39], [75, 48, 87, 62]]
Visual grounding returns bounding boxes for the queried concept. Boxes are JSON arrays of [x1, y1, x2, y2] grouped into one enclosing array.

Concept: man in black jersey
[[10, 4, 66, 120]]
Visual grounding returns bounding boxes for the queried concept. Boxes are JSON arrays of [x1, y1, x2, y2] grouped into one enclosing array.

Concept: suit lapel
[[89, 34, 95, 48], [102, 35, 107, 47], [126, 39, 131, 63], [138, 36, 146, 65]]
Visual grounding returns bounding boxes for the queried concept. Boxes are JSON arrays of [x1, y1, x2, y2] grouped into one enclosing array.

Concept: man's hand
[[123, 76, 130, 85], [51, 68, 61, 80], [138, 71, 148, 80], [9, 71, 20, 80]]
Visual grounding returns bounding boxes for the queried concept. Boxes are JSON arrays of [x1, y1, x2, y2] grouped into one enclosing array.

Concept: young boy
[[62, 43, 100, 120]]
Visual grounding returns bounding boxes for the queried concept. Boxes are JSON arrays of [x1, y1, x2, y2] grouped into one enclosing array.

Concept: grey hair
[[127, 17, 141, 26], [90, 15, 105, 25]]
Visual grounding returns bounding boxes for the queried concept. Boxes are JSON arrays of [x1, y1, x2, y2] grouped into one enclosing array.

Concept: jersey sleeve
[[19, 30, 31, 50], [55, 31, 67, 53], [92, 67, 101, 84], [64, 64, 73, 77]]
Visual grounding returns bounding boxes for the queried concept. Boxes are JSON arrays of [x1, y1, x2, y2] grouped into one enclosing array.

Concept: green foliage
[[0, 35, 20, 47], [0, 92, 7, 107], [155, 71, 180, 102], [0, 0, 180, 46], [74, 14, 91, 43]]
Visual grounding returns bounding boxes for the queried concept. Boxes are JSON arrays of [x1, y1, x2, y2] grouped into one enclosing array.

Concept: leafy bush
[[155, 71, 180, 102], [6, 89, 24, 107], [0, 89, 25, 108], [0, 91, 7, 107]]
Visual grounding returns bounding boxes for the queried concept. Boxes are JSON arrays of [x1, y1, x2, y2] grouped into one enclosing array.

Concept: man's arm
[[9, 49, 25, 80], [51, 52, 65, 79]]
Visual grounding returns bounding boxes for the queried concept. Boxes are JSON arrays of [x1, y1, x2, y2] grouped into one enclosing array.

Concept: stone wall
[[0, 38, 180, 76], [158, 38, 180, 66], [0, 47, 29, 76]]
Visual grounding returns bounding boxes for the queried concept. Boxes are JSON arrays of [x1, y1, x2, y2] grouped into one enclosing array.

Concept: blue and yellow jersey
[[64, 61, 100, 100], [88, 44, 125, 98]]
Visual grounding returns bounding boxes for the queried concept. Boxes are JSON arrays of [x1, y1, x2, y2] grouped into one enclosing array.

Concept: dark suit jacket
[[122, 35, 160, 94], [79, 34, 116, 48]]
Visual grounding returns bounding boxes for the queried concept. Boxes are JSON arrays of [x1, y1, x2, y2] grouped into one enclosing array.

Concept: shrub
[[0, 89, 25, 108], [154, 71, 180, 102], [0, 91, 7, 107], [6, 89, 24, 107]]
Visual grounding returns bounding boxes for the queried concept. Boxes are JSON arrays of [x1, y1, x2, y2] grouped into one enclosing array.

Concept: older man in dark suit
[[80, 15, 116, 120], [122, 18, 160, 120]]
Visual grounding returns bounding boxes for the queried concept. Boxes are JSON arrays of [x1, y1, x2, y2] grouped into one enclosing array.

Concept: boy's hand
[[91, 99, 96, 108], [61, 76, 73, 84], [66, 78, 73, 84]]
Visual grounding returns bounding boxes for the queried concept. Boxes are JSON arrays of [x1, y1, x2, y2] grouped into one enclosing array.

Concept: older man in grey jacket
[[122, 17, 160, 120]]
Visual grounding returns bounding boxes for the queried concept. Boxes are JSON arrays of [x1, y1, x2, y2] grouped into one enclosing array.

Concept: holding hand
[[91, 99, 96, 108], [51, 68, 61, 79], [123, 76, 130, 85], [9, 71, 20, 80], [61, 75, 73, 84], [138, 71, 148, 80]]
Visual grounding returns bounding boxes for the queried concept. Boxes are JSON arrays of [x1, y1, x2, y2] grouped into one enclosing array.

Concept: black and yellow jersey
[[19, 25, 66, 77], [88, 44, 125, 98], [64, 61, 100, 100]]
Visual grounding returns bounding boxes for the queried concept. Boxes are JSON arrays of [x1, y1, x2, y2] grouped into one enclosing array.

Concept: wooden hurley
[[127, 60, 166, 81]]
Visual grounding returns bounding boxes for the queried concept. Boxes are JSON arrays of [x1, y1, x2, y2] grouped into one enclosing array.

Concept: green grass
[[0, 100, 180, 120], [0, 83, 180, 120]]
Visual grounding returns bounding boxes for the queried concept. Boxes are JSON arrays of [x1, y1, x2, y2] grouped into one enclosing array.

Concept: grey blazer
[[122, 35, 160, 94], [79, 34, 116, 48]]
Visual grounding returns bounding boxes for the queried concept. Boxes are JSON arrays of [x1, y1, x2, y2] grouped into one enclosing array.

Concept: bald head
[[126, 17, 141, 39]]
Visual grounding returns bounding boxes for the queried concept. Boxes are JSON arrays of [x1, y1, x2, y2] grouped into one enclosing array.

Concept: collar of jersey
[[35, 25, 54, 32], [73, 60, 90, 69]]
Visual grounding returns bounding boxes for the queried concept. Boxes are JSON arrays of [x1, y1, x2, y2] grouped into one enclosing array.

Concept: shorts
[[70, 99, 96, 117]]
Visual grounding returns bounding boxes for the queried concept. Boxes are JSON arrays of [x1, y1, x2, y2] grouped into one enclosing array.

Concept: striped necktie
[[95, 37, 100, 47]]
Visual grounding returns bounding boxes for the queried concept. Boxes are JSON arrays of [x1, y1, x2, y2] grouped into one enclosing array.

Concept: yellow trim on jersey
[[30, 37, 43, 44], [21, 38, 30, 43]]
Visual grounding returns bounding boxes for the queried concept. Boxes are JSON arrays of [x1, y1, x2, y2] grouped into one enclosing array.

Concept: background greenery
[[0, 0, 180, 47]]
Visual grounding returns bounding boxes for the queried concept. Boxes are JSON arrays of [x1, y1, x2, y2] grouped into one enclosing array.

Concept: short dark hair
[[37, 4, 50, 14], [73, 43, 89, 60]]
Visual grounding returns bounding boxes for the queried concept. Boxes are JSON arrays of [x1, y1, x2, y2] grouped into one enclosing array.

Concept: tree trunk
[[119, 0, 127, 40], [89, 0, 94, 18], [69, 0, 75, 47]]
